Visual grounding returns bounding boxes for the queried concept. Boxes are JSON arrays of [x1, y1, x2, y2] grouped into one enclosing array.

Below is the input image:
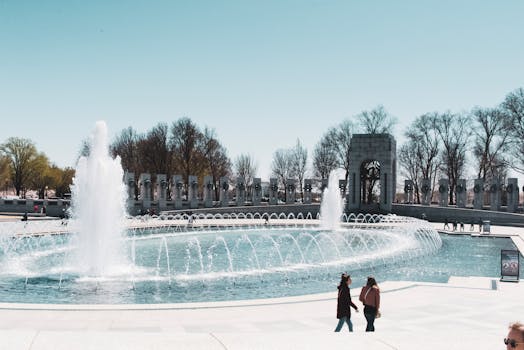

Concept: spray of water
[[70, 121, 129, 276], [319, 170, 344, 231]]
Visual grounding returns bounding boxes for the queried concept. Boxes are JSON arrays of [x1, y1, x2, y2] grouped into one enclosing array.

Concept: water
[[0, 216, 520, 304], [69, 121, 129, 277], [320, 170, 343, 231]]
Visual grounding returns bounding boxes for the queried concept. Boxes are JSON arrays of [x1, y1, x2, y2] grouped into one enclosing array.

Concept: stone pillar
[[26, 199, 34, 214], [346, 134, 396, 213], [252, 178, 262, 206], [473, 179, 484, 210], [269, 178, 278, 205], [303, 179, 312, 204], [438, 178, 449, 207], [404, 180, 414, 204], [139, 173, 152, 210], [219, 177, 229, 207], [188, 175, 198, 209], [155, 174, 167, 201], [172, 175, 184, 210], [421, 178, 431, 205], [456, 179, 467, 208], [236, 177, 246, 206], [156, 174, 167, 210], [124, 172, 135, 201], [285, 179, 296, 204], [489, 179, 501, 211], [507, 178, 519, 213], [203, 176, 214, 208]]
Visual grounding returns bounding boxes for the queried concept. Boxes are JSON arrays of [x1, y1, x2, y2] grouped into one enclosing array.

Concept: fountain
[[70, 121, 129, 276], [319, 170, 344, 231], [3, 121, 518, 305]]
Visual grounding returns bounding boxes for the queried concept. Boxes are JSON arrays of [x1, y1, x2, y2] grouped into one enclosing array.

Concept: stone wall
[[0, 198, 69, 217]]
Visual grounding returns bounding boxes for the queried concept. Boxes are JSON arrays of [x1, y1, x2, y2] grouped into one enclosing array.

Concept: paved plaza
[[0, 217, 522, 349]]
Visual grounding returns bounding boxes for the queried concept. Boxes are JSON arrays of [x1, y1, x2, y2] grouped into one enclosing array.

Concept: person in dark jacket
[[334, 273, 359, 332], [359, 276, 381, 332]]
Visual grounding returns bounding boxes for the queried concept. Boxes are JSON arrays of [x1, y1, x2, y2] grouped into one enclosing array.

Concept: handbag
[[376, 311, 381, 319]]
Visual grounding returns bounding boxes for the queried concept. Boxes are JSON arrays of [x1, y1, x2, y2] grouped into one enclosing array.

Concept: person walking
[[359, 276, 380, 332], [334, 273, 358, 332]]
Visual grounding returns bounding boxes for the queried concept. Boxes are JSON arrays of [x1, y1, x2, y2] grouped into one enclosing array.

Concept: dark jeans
[[364, 305, 376, 332]]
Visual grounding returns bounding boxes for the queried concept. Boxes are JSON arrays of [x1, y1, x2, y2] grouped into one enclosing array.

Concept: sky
[[1, 0, 523, 181]]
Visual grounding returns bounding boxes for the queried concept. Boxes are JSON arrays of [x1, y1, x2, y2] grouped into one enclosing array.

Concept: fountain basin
[[3, 214, 518, 305]]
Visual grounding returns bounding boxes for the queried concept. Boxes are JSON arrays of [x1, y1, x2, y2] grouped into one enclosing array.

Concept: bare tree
[[322, 120, 354, 187], [502, 87, 524, 172], [435, 112, 471, 204], [402, 113, 442, 202], [271, 148, 292, 198], [234, 153, 257, 187], [356, 105, 397, 134], [471, 107, 511, 182], [201, 127, 231, 199], [137, 123, 172, 176], [312, 138, 338, 180], [111, 126, 141, 175], [169, 118, 206, 181], [398, 141, 422, 202], [289, 139, 308, 201]]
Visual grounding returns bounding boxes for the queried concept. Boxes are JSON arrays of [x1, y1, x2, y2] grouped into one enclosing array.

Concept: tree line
[[1, 87, 522, 203], [398, 87, 524, 204], [0, 138, 74, 198]]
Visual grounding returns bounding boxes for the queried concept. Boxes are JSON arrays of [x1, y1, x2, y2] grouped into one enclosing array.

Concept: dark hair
[[366, 276, 377, 288], [338, 273, 350, 288]]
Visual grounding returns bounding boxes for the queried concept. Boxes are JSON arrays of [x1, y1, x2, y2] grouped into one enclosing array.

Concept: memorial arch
[[347, 134, 396, 213]]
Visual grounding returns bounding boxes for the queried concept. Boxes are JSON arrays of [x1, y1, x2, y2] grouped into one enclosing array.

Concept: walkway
[[0, 276, 522, 349]]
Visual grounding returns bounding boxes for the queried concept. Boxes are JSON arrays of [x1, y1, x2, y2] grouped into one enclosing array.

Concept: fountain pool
[[0, 214, 521, 304]]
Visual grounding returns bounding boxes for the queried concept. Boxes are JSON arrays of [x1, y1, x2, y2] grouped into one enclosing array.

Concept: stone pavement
[[0, 276, 521, 349], [0, 219, 522, 349]]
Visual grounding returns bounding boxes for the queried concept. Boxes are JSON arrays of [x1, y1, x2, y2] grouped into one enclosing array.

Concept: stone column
[[156, 174, 167, 211], [438, 178, 449, 207], [473, 179, 484, 210], [489, 179, 501, 211], [421, 178, 431, 205], [171, 175, 184, 210], [188, 175, 198, 209], [285, 179, 296, 204], [236, 177, 246, 206], [139, 173, 152, 212], [456, 179, 467, 208], [252, 178, 262, 206], [404, 180, 414, 204], [507, 178, 519, 213], [219, 177, 229, 207], [269, 178, 278, 205], [303, 179, 312, 204], [203, 176, 214, 208], [124, 172, 135, 201]]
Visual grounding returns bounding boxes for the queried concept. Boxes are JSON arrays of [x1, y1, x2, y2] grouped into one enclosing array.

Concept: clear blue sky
[[1, 0, 523, 180]]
